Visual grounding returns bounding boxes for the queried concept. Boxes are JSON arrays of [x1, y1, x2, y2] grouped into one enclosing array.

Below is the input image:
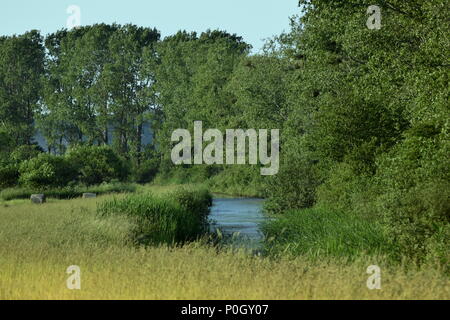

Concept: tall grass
[[1, 244, 448, 300], [263, 208, 393, 259], [97, 187, 212, 245]]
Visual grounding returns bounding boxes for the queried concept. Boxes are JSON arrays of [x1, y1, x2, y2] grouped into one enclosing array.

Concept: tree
[[152, 30, 250, 174], [103, 25, 160, 163], [40, 24, 160, 164], [40, 25, 119, 152], [0, 31, 44, 151]]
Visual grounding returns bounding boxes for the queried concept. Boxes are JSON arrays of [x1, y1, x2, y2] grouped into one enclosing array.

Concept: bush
[[208, 166, 266, 198], [0, 145, 43, 189], [315, 163, 358, 213], [315, 162, 379, 215], [0, 164, 19, 189], [18, 153, 76, 188], [66, 145, 128, 185], [374, 132, 449, 263], [10, 144, 43, 163], [132, 159, 159, 184], [154, 164, 219, 185], [264, 141, 322, 214], [97, 188, 211, 245]]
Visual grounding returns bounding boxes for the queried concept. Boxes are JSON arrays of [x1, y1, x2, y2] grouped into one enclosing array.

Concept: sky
[[0, 0, 300, 52]]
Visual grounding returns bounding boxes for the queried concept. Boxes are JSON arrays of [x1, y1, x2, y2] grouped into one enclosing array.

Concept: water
[[209, 198, 266, 249]]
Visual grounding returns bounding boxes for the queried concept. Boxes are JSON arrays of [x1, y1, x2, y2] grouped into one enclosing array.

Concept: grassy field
[[0, 185, 448, 300]]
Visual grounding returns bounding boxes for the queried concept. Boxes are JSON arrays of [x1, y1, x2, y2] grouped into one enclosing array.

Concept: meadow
[[0, 185, 448, 300]]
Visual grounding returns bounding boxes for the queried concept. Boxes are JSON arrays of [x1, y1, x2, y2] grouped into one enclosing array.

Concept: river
[[209, 197, 266, 249]]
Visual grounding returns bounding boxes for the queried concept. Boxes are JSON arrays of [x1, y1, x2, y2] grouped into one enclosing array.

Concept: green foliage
[[97, 188, 211, 245], [0, 31, 44, 146], [0, 1, 448, 266], [226, 55, 290, 129], [65, 145, 128, 185], [151, 30, 250, 167], [40, 24, 160, 160], [10, 145, 43, 163], [0, 164, 19, 189], [169, 187, 213, 218], [154, 164, 219, 186], [132, 158, 159, 184], [0, 129, 14, 159], [0, 145, 43, 189], [0, 145, 42, 189], [264, 139, 322, 214], [260, 0, 449, 264], [263, 208, 391, 259], [18, 153, 76, 188], [208, 166, 266, 198], [374, 131, 449, 263]]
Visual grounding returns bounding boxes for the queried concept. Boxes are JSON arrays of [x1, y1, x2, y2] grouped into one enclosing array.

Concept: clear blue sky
[[0, 0, 300, 52]]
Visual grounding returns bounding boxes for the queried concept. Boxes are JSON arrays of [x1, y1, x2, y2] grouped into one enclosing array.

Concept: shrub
[[18, 153, 76, 188], [66, 145, 128, 185], [154, 164, 218, 185], [208, 166, 266, 198], [315, 163, 359, 213], [0, 145, 43, 189], [10, 144, 43, 163], [169, 187, 212, 216], [374, 131, 449, 263], [315, 162, 379, 216], [132, 159, 159, 184], [0, 164, 19, 189], [264, 142, 322, 214]]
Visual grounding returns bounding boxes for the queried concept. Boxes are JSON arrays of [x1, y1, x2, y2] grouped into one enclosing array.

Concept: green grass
[[97, 187, 212, 245], [263, 207, 393, 259]]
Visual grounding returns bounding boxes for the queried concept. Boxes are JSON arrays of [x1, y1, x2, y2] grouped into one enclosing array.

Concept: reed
[[97, 187, 212, 245]]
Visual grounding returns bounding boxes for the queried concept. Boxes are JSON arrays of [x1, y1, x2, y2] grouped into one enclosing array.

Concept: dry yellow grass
[[1, 246, 449, 300], [0, 188, 448, 300]]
